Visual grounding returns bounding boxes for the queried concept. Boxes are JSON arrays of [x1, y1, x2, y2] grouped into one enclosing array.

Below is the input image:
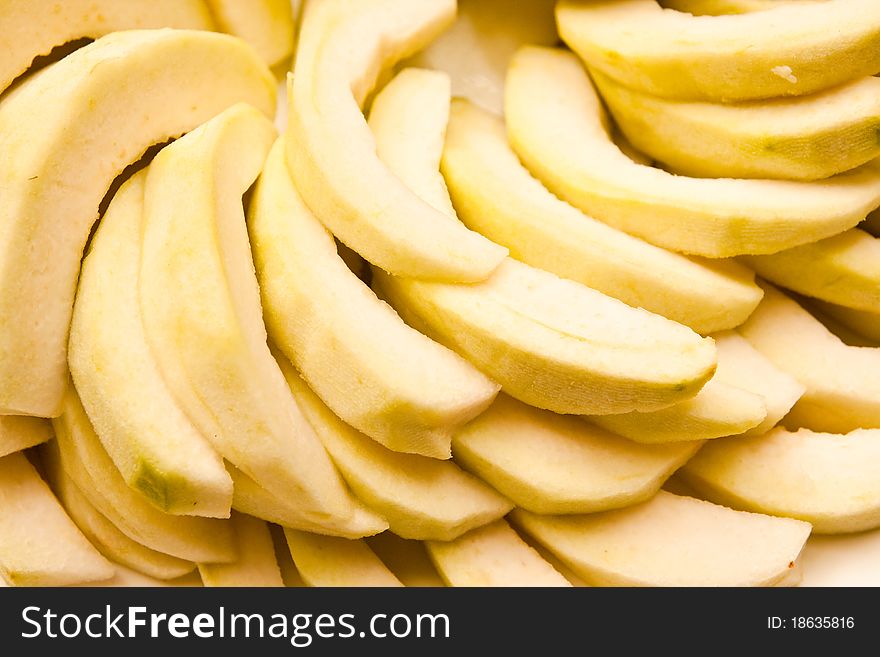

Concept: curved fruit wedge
[[812, 301, 880, 343], [52, 388, 235, 564], [0, 416, 51, 459], [287, 0, 506, 282], [745, 229, 880, 312], [0, 451, 114, 586], [681, 427, 880, 533], [374, 258, 716, 415], [556, 0, 880, 101], [710, 331, 804, 436], [453, 395, 700, 514], [740, 285, 880, 433], [0, 29, 275, 417], [206, 0, 294, 66], [44, 443, 195, 581], [70, 172, 232, 518], [140, 104, 356, 525], [505, 46, 880, 258], [405, 0, 558, 115], [592, 330, 771, 442], [0, 0, 213, 93], [282, 362, 512, 541], [250, 138, 498, 459], [283, 530, 403, 587], [366, 533, 445, 586], [595, 72, 880, 181], [230, 465, 387, 539], [426, 520, 570, 587], [441, 99, 762, 334], [512, 492, 811, 586], [198, 513, 283, 587]]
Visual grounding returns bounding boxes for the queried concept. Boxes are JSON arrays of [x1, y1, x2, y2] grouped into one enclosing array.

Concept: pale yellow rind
[[426, 520, 570, 587], [250, 138, 499, 459], [0, 451, 114, 587], [283, 530, 403, 587], [198, 513, 283, 586], [512, 492, 811, 587], [287, 0, 506, 282], [441, 99, 762, 334], [0, 0, 214, 93], [453, 395, 701, 515], [70, 172, 233, 518], [681, 427, 880, 533], [281, 362, 512, 541], [505, 46, 880, 258], [0, 29, 276, 417], [557, 0, 880, 101]]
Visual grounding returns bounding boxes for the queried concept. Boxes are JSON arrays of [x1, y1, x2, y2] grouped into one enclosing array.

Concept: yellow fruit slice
[[505, 46, 880, 257], [739, 285, 880, 433], [366, 533, 445, 587], [405, 0, 558, 115], [53, 387, 235, 564], [0, 29, 275, 417], [745, 229, 880, 312], [681, 427, 880, 533], [426, 520, 571, 587], [283, 530, 403, 587], [249, 138, 498, 460], [595, 72, 880, 181], [206, 0, 294, 66], [70, 172, 232, 518], [441, 99, 762, 334], [287, 0, 506, 281], [140, 104, 357, 525], [0, 451, 114, 586], [282, 362, 512, 541], [557, 0, 880, 101], [198, 513, 283, 586], [453, 395, 700, 514], [230, 464, 388, 539], [44, 443, 195, 581], [0, 0, 213, 93], [0, 416, 51, 459], [374, 258, 716, 415], [811, 301, 880, 343], [512, 492, 811, 586]]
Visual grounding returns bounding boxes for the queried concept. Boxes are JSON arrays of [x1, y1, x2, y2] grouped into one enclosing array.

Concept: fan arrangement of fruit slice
[[2, 0, 880, 588]]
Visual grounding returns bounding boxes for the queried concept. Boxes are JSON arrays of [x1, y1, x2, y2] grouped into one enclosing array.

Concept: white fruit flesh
[[505, 46, 880, 258], [250, 138, 499, 459], [0, 416, 51, 459], [206, 0, 294, 66], [426, 520, 571, 587], [0, 451, 114, 586], [0, 29, 275, 417], [70, 172, 232, 518], [453, 395, 700, 514], [441, 99, 762, 334], [287, 0, 506, 281], [512, 492, 811, 586], [682, 427, 880, 533]]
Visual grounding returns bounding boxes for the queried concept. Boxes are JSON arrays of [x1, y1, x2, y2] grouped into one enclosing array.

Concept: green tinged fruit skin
[[440, 99, 763, 334], [139, 104, 359, 525], [452, 394, 701, 515], [681, 427, 880, 533], [69, 172, 233, 518], [0, 29, 276, 418], [249, 138, 499, 460], [595, 72, 880, 181], [52, 388, 236, 564], [504, 46, 880, 258], [557, 0, 880, 101], [0, 451, 115, 587], [287, 0, 506, 282], [280, 361, 512, 542]]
